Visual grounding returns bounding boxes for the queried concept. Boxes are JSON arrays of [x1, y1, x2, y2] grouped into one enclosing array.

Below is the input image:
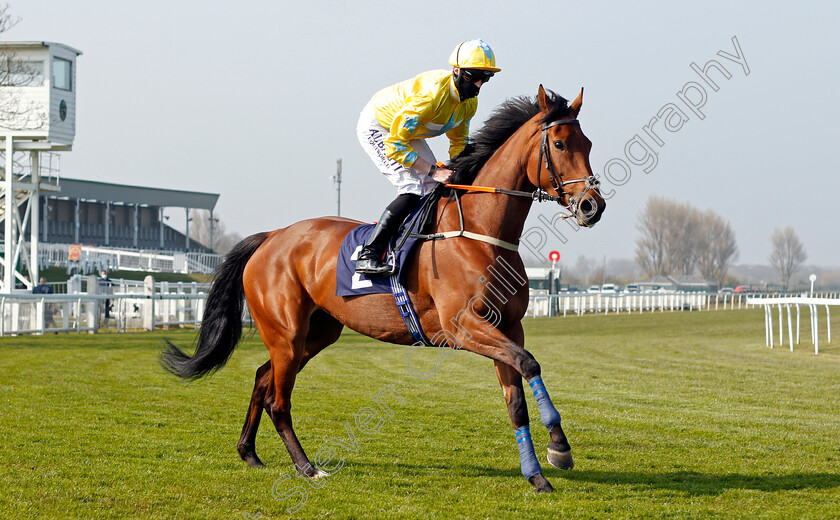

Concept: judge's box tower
[[0, 41, 81, 291]]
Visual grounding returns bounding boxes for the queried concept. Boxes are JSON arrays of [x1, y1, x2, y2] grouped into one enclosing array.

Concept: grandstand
[[31, 177, 219, 252]]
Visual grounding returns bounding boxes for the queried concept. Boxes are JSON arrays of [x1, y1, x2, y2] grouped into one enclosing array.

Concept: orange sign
[[69, 244, 82, 262]]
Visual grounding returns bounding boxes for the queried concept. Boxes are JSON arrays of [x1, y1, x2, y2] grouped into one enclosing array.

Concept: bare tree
[[694, 209, 739, 287], [636, 196, 739, 284], [570, 255, 592, 286], [0, 4, 18, 34], [635, 196, 669, 276], [189, 209, 243, 255], [662, 200, 700, 275], [0, 4, 48, 131], [769, 227, 807, 289], [636, 196, 700, 276]]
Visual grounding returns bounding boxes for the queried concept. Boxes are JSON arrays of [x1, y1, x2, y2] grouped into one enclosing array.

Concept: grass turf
[[1, 308, 838, 519]]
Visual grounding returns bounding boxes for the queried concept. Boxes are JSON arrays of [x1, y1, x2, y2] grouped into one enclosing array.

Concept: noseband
[[537, 118, 600, 209]]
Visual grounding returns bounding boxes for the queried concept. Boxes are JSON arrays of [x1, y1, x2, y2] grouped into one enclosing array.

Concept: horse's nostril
[[576, 196, 603, 226]]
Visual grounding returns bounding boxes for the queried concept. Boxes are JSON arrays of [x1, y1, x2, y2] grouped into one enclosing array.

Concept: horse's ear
[[570, 87, 584, 118], [537, 84, 551, 114]]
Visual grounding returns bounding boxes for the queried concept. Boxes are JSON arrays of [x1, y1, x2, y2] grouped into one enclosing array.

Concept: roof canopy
[[54, 177, 218, 210], [0, 41, 83, 55]]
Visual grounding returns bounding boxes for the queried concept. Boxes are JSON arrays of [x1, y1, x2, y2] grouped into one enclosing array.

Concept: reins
[[408, 190, 520, 251], [444, 182, 560, 203], [444, 117, 600, 219], [404, 117, 601, 252]]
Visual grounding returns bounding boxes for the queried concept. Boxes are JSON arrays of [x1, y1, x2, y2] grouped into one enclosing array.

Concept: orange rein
[[438, 162, 561, 202], [444, 183, 504, 194]]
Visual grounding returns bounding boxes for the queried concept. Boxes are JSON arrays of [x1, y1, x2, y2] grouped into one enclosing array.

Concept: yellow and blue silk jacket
[[371, 69, 476, 167]]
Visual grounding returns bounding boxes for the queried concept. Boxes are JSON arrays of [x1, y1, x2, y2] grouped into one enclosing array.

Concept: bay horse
[[162, 85, 605, 493]]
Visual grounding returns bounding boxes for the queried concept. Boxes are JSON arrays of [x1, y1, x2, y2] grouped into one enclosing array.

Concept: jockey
[[355, 39, 501, 275]]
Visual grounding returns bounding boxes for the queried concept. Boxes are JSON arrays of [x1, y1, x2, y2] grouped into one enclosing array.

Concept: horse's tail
[[160, 231, 270, 380]]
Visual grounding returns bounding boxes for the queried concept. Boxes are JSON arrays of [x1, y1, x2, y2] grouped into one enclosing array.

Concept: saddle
[[334, 189, 441, 298]]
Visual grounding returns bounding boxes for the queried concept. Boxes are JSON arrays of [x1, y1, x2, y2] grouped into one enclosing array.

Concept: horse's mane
[[447, 89, 571, 187]]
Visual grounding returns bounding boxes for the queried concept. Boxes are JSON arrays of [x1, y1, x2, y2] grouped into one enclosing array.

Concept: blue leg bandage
[[528, 375, 562, 429], [514, 425, 542, 479]]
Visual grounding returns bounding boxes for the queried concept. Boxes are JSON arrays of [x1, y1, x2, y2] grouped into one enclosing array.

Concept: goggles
[[461, 68, 494, 83]]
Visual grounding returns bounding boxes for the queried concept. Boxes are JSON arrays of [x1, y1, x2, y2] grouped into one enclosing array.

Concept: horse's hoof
[[245, 456, 265, 468], [528, 473, 555, 493], [310, 468, 330, 480], [547, 448, 574, 470], [238, 448, 265, 468]]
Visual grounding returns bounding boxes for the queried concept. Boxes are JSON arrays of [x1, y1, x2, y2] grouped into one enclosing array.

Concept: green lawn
[[1, 309, 839, 519]]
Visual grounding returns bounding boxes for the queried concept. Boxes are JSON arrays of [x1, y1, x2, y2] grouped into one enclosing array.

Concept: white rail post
[[76, 298, 82, 333], [786, 304, 794, 351], [143, 275, 155, 331], [813, 304, 819, 354], [778, 305, 783, 346], [87, 275, 100, 333], [826, 305, 831, 343], [763, 305, 769, 347], [84, 298, 96, 334], [176, 281, 185, 327], [767, 304, 774, 348], [36, 298, 45, 334]]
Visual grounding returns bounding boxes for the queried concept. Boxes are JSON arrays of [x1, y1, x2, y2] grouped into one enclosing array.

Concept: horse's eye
[[554, 140, 566, 151]]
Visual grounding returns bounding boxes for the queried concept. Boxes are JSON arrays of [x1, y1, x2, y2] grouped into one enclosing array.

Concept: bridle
[[446, 117, 601, 217], [426, 117, 602, 250], [536, 118, 600, 213]]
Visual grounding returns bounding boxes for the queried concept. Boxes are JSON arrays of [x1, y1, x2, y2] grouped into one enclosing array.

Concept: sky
[[4, 0, 839, 266]]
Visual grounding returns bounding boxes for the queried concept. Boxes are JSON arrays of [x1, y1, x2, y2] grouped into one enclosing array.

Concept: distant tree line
[[635, 196, 738, 287], [635, 196, 809, 290]]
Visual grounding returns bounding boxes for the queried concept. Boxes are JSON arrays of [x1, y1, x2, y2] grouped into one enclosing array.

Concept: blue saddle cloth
[[334, 204, 427, 297]]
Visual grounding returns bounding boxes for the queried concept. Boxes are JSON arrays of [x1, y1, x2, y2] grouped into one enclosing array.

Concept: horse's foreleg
[[458, 321, 574, 478], [527, 373, 574, 471], [494, 360, 554, 493], [237, 361, 271, 467]]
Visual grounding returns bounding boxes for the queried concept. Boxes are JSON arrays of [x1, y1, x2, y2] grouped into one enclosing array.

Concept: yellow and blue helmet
[[448, 39, 501, 72]]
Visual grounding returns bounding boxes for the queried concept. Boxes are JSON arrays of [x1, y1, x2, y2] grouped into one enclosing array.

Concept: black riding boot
[[355, 194, 420, 275]]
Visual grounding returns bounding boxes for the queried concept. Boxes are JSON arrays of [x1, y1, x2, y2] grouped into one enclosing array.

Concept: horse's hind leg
[[237, 361, 271, 467], [259, 307, 346, 478], [236, 311, 343, 470]]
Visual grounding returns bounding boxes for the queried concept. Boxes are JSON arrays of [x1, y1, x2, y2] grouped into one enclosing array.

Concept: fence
[[747, 294, 840, 354], [4, 285, 836, 339], [0, 276, 244, 336], [37, 243, 223, 274], [525, 291, 759, 317], [0, 293, 206, 335]]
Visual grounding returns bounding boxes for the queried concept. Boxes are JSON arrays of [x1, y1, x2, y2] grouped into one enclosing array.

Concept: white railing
[[0, 292, 253, 336], [0, 293, 203, 335], [36, 243, 223, 274], [46, 275, 213, 296], [0, 274, 247, 336], [747, 294, 840, 354], [526, 291, 761, 318]]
